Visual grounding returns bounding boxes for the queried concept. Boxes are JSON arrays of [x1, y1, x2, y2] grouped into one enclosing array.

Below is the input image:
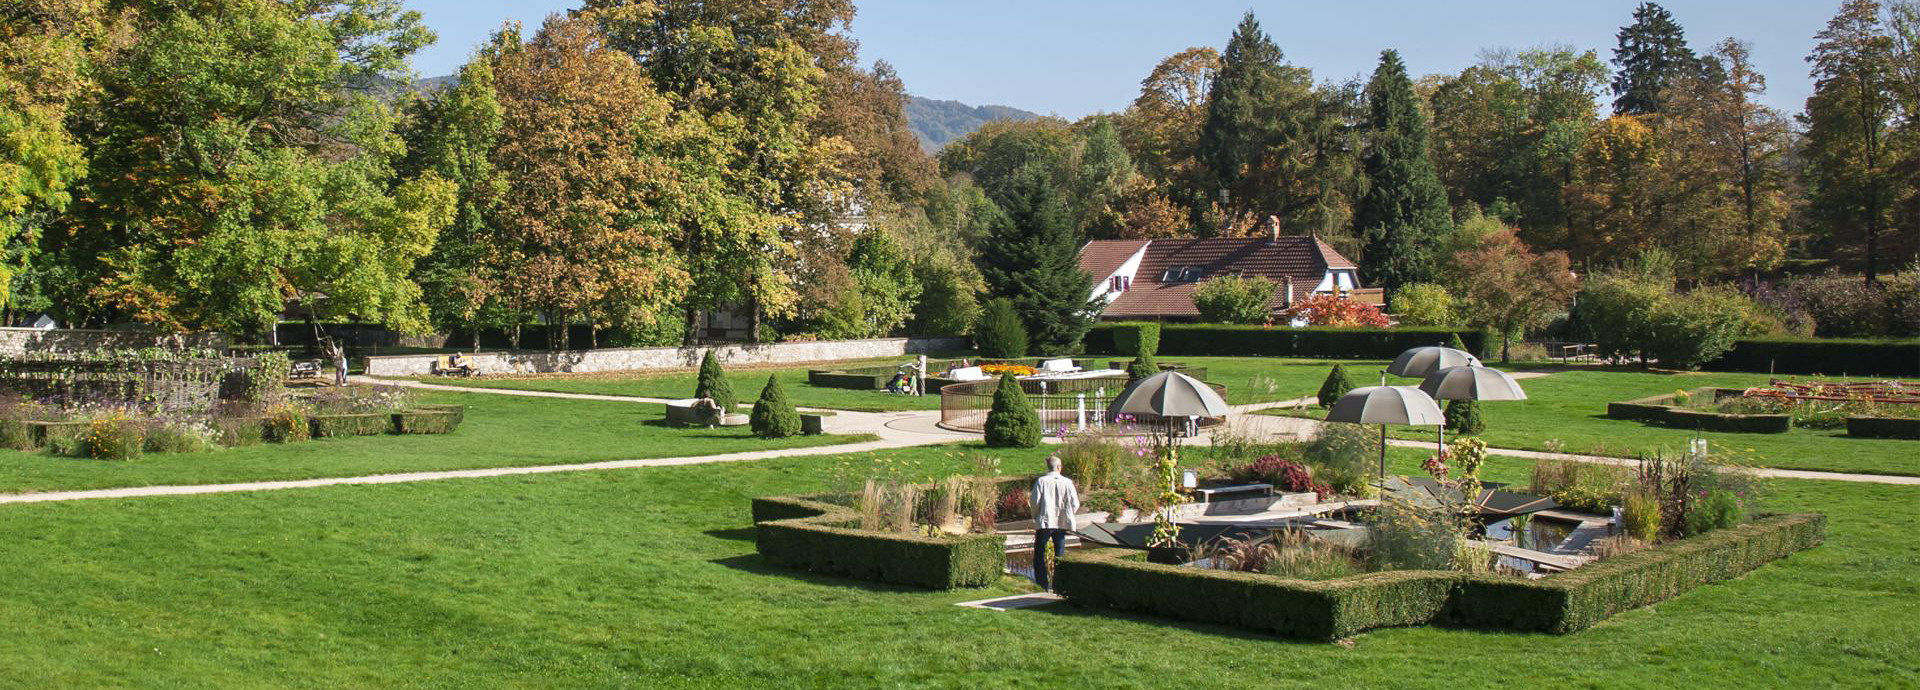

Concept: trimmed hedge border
[[1083, 324, 1482, 359], [392, 409, 461, 435], [1708, 337, 1920, 377], [1604, 388, 1791, 433], [1847, 416, 1920, 439], [752, 493, 1007, 590], [1055, 513, 1823, 640], [310, 413, 394, 438]]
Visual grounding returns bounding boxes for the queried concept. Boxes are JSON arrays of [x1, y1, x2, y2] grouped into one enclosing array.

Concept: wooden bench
[[290, 361, 321, 380], [430, 355, 477, 377]]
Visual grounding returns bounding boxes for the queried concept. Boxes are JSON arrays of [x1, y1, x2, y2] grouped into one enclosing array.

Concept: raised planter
[[1605, 388, 1790, 433], [752, 492, 1010, 590], [309, 412, 394, 438], [1105, 361, 1208, 381], [801, 414, 825, 435], [1846, 416, 1920, 439], [391, 409, 461, 434]]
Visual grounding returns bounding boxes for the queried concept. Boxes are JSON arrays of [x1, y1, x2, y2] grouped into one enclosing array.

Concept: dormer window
[[1160, 266, 1206, 282]]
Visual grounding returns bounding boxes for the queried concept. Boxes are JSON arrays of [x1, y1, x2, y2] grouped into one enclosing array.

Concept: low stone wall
[[0, 328, 229, 356], [364, 337, 970, 377]]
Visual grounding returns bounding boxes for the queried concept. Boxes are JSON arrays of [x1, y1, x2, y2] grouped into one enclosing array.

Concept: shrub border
[[752, 492, 1009, 590], [1604, 388, 1791, 433], [1054, 513, 1823, 639], [1083, 324, 1483, 360], [1708, 337, 1920, 377], [1846, 415, 1920, 439]]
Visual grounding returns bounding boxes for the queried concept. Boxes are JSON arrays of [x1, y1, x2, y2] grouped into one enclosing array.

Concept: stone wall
[[363, 337, 970, 377], [0, 328, 229, 356]]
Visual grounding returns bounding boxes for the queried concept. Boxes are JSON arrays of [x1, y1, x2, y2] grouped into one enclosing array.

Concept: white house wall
[[1088, 242, 1151, 305]]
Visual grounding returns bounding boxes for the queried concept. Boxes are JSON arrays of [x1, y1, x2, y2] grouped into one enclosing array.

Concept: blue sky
[[401, 1, 1839, 119]]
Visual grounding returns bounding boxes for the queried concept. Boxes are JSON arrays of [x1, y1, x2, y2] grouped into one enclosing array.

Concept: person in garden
[[1030, 455, 1081, 592]]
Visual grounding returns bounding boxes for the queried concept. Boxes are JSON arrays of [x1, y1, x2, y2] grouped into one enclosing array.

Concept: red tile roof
[[1078, 239, 1149, 280], [1085, 236, 1360, 319]]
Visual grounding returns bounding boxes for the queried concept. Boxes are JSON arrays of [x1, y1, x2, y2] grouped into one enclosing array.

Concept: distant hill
[[904, 96, 1042, 152]]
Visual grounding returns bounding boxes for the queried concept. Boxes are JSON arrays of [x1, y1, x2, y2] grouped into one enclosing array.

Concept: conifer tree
[[1317, 364, 1354, 408], [978, 166, 1095, 353], [1611, 2, 1706, 115], [750, 374, 801, 438], [984, 373, 1042, 448], [1127, 353, 1161, 383], [695, 350, 736, 411], [1445, 399, 1487, 435], [1356, 50, 1452, 297]]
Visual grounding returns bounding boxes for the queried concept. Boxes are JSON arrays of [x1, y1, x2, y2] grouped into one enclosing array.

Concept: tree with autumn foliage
[[1452, 229, 1580, 362], [1285, 294, 1391, 328]]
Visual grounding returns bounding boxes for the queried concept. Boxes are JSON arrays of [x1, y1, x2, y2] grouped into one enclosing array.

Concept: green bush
[[1392, 283, 1457, 326], [1303, 423, 1374, 494], [1622, 491, 1663, 542], [1446, 331, 1469, 353], [214, 417, 265, 447], [1082, 324, 1483, 359], [1112, 322, 1161, 357], [752, 495, 1007, 589], [1192, 275, 1278, 324], [1444, 399, 1485, 435], [984, 373, 1041, 448], [81, 414, 144, 460], [973, 297, 1028, 359], [1682, 489, 1744, 537], [239, 351, 291, 403], [1056, 433, 1126, 490], [310, 413, 394, 438], [750, 374, 802, 439], [265, 406, 310, 443], [1126, 353, 1160, 383], [1707, 337, 1920, 377], [0, 417, 35, 450], [143, 422, 214, 454], [1316, 364, 1353, 408], [392, 410, 460, 434], [34, 421, 89, 456], [1644, 287, 1751, 370], [695, 350, 736, 412]]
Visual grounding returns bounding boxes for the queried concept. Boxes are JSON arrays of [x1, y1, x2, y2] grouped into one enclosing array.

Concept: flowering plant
[[980, 363, 1037, 377]]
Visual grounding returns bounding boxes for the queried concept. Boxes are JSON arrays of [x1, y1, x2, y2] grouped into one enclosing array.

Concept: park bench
[[289, 361, 321, 380], [431, 355, 477, 377]]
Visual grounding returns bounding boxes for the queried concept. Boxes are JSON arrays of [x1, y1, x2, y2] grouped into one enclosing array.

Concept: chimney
[[1282, 276, 1295, 308], [1267, 215, 1282, 243]]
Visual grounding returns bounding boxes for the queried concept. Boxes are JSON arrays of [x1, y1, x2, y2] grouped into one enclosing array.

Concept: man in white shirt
[[1030, 456, 1080, 592]]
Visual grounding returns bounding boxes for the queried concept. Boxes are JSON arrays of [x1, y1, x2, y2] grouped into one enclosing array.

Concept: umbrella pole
[[1378, 424, 1387, 486]]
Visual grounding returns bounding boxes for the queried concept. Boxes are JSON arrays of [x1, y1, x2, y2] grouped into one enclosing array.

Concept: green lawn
[[0, 392, 874, 494], [0, 444, 1911, 688], [1269, 367, 1920, 477]]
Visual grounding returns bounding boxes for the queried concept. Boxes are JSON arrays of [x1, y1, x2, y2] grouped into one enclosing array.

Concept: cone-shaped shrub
[[974, 298, 1028, 359], [984, 372, 1041, 448], [1446, 332, 1468, 354], [750, 374, 801, 439], [1317, 364, 1354, 408], [1445, 398, 1485, 435], [1126, 352, 1160, 383], [695, 350, 736, 411]]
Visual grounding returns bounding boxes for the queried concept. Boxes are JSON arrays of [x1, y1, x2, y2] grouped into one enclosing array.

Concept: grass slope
[[0, 392, 873, 494], [0, 446, 1911, 688]]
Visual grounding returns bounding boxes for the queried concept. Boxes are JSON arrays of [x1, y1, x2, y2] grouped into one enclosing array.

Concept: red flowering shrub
[[1286, 294, 1391, 327], [996, 487, 1032, 521], [1227, 455, 1324, 497]]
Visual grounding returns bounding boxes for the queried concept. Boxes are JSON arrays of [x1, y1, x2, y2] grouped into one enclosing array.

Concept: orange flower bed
[[980, 363, 1037, 377]]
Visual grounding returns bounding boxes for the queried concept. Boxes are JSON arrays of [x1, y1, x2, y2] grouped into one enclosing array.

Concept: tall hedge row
[[1706, 337, 1920, 377], [1055, 513, 1823, 639], [1083, 324, 1482, 359]]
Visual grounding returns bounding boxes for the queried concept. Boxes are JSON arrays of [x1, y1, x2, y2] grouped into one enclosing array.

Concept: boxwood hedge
[[1605, 389, 1791, 433], [1707, 337, 1920, 377], [1846, 416, 1920, 439], [752, 494, 1006, 590], [392, 410, 461, 434], [1055, 513, 1822, 639], [1083, 324, 1481, 359]]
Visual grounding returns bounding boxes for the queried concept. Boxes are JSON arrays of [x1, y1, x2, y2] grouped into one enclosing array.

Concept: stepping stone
[[954, 593, 1064, 611]]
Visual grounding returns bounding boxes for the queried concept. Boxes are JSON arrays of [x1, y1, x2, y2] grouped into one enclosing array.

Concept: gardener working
[[1030, 455, 1080, 592]]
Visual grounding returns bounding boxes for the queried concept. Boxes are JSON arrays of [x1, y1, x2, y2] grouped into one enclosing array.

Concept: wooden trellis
[[0, 353, 257, 413]]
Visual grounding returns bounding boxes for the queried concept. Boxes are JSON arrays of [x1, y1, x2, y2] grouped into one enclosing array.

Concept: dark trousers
[[1032, 528, 1067, 590]]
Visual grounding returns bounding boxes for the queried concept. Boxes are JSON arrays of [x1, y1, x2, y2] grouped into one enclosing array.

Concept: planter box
[[801, 414, 825, 435], [1605, 388, 1789, 433], [1847, 416, 1920, 439], [752, 494, 1006, 590]]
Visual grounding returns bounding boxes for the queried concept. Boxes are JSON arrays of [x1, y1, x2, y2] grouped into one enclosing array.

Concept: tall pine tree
[[1196, 12, 1348, 235], [977, 165, 1096, 353], [1356, 50, 1452, 297], [1611, 2, 1707, 115]]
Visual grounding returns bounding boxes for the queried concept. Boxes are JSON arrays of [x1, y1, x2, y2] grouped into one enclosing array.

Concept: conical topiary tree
[[751, 374, 801, 439], [695, 350, 736, 411], [984, 372, 1041, 448], [1126, 352, 1160, 383], [1445, 398, 1485, 435], [1446, 331, 1469, 354], [1317, 364, 1354, 408]]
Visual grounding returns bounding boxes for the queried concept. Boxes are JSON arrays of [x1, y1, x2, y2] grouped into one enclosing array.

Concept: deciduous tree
[[1454, 229, 1579, 362]]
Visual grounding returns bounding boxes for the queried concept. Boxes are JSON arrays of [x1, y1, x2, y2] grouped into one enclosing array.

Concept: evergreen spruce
[[1127, 353, 1161, 383], [1610, 2, 1706, 115], [973, 297, 1029, 358], [1196, 11, 1335, 230], [750, 374, 801, 439], [984, 373, 1042, 448], [1356, 50, 1451, 297], [694, 350, 735, 412], [1445, 398, 1487, 435], [978, 166, 1096, 353], [1317, 364, 1354, 408]]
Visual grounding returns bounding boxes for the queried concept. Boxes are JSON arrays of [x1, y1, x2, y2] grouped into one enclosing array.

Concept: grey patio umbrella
[[1325, 385, 1445, 486], [1107, 370, 1230, 421], [1418, 365, 1527, 450], [1387, 346, 1482, 379]]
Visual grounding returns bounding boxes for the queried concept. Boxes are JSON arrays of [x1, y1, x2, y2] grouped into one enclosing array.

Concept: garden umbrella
[[1417, 365, 1527, 450], [1106, 370, 1230, 425], [1325, 386, 1445, 485], [1387, 346, 1481, 379]]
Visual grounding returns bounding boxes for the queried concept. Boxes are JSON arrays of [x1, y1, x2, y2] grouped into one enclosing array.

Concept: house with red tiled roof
[[1080, 218, 1383, 321]]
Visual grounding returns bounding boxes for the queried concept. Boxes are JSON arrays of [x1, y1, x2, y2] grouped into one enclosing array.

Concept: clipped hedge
[[414, 403, 466, 425], [1605, 389, 1790, 433], [1083, 324, 1481, 359], [309, 413, 394, 438], [1111, 322, 1162, 357], [1847, 416, 1920, 439], [1707, 337, 1920, 377], [752, 495, 1006, 590], [1055, 513, 1822, 639], [392, 409, 461, 435]]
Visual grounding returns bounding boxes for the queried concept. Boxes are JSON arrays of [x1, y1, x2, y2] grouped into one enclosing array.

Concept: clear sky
[[401, 1, 1841, 119]]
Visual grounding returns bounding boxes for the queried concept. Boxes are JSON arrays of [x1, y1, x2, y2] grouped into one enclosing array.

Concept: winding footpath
[[0, 375, 1912, 507]]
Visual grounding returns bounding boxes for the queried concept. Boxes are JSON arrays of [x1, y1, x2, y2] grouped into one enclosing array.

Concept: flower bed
[[1054, 513, 1824, 639], [751, 494, 1007, 590], [1605, 388, 1791, 433]]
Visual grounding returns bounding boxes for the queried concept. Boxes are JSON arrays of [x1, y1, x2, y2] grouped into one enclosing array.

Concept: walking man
[[1030, 455, 1080, 592]]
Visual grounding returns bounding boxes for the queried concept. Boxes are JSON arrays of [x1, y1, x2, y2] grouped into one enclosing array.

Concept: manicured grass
[[0, 444, 1910, 688], [1269, 367, 1920, 477], [0, 392, 874, 494]]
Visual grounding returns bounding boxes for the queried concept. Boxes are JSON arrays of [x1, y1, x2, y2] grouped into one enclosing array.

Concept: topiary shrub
[[695, 350, 736, 412], [1317, 364, 1354, 408], [1444, 399, 1485, 435], [1446, 332, 1469, 353], [750, 374, 802, 439], [81, 414, 144, 460], [974, 297, 1028, 359], [984, 372, 1041, 448], [1113, 322, 1161, 357], [1126, 352, 1160, 383]]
